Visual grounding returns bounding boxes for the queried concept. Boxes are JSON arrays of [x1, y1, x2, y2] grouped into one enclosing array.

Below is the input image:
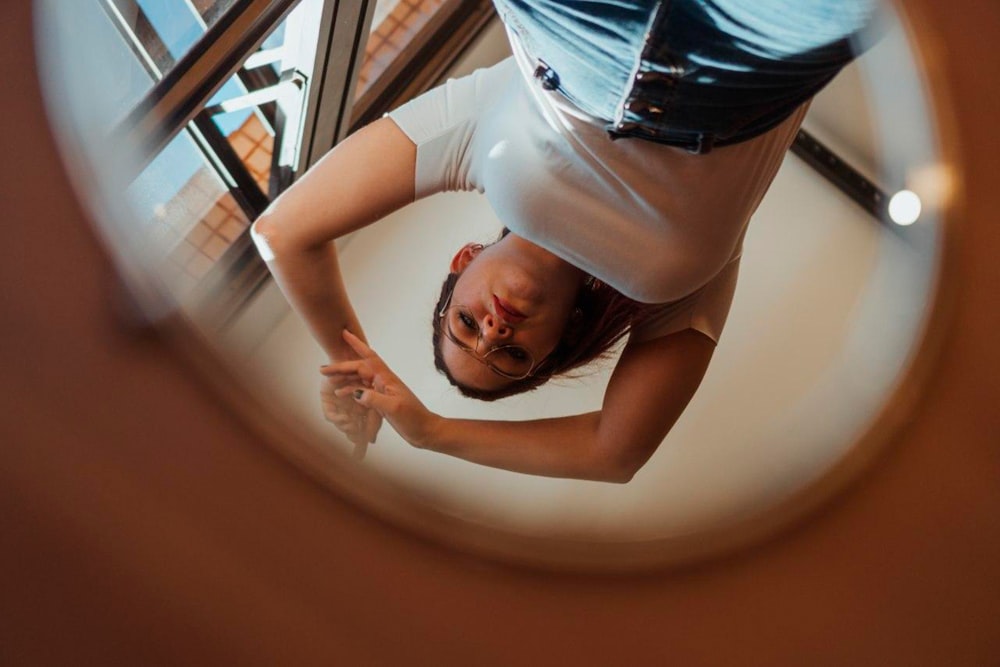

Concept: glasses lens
[[483, 345, 535, 379], [444, 307, 534, 379]]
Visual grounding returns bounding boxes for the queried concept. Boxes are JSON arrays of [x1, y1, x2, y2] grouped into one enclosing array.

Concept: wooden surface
[[2, 0, 999, 663]]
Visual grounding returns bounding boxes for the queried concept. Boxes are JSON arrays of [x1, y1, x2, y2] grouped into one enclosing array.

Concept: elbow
[[598, 471, 634, 485], [589, 434, 654, 484], [251, 210, 306, 261], [590, 449, 642, 484], [250, 213, 274, 240], [250, 215, 279, 262], [602, 464, 638, 484], [252, 206, 331, 260]]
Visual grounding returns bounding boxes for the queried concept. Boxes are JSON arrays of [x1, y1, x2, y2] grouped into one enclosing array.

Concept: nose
[[479, 312, 514, 348]]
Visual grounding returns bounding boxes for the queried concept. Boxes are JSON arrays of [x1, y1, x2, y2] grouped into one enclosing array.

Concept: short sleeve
[[630, 258, 741, 345], [386, 58, 517, 198]]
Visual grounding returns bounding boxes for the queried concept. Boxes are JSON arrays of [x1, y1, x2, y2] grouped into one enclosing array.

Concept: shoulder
[[387, 57, 518, 147], [385, 58, 520, 196]]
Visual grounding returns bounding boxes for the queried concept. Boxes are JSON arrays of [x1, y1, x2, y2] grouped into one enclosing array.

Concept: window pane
[[213, 107, 276, 195], [132, 0, 242, 73], [204, 11, 311, 199], [189, 0, 244, 27], [356, 0, 448, 98], [39, 0, 325, 307], [126, 131, 250, 298]]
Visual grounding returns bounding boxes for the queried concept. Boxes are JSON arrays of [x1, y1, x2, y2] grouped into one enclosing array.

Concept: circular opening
[[34, 0, 957, 570]]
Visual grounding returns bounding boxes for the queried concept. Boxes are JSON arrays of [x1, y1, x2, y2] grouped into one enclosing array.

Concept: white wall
[[224, 17, 940, 542]]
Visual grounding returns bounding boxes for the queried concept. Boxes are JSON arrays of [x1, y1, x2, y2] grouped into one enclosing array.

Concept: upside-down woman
[[251, 0, 880, 482]]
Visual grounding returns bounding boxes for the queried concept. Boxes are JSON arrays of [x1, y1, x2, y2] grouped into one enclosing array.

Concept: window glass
[[211, 104, 277, 195], [126, 131, 250, 297], [204, 13, 306, 200], [188, 0, 244, 27], [38, 0, 330, 300], [356, 0, 448, 98], [132, 0, 242, 71]]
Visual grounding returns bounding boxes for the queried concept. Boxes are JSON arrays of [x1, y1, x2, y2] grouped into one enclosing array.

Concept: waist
[[497, 0, 872, 153]]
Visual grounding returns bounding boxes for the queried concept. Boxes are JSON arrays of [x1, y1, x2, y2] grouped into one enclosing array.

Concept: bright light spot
[[153, 203, 168, 220], [888, 190, 921, 226], [488, 140, 509, 160], [249, 221, 275, 261]]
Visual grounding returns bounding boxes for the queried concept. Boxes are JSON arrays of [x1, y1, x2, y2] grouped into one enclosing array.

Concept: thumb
[[353, 388, 390, 414]]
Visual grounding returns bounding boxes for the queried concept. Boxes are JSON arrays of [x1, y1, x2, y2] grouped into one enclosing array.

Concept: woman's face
[[440, 236, 584, 392]]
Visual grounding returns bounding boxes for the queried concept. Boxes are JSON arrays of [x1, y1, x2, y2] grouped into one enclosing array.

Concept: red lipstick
[[493, 295, 526, 324]]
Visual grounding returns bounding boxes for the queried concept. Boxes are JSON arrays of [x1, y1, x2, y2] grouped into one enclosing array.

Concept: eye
[[504, 347, 529, 362], [457, 311, 477, 332]]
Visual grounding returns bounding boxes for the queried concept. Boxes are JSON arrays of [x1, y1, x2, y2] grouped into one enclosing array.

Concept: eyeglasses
[[438, 288, 537, 380]]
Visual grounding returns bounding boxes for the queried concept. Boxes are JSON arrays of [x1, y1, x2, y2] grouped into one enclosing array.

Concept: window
[[38, 0, 495, 325], [357, 0, 448, 98]]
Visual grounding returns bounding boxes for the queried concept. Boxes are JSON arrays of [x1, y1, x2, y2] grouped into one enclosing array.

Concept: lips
[[493, 295, 526, 324]]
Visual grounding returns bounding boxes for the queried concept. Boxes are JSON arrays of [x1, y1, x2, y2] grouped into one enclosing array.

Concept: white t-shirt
[[388, 55, 806, 343]]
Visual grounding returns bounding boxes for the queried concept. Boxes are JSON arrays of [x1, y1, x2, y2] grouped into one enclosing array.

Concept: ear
[[449, 242, 484, 273]]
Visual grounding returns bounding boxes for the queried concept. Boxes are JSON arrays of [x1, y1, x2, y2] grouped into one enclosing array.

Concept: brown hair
[[431, 232, 654, 401]]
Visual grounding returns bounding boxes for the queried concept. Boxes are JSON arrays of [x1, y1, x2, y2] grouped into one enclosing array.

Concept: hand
[[319, 371, 382, 457], [320, 330, 439, 449]]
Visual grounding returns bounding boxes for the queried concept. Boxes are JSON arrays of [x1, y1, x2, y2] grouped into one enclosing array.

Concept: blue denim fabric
[[493, 0, 879, 152]]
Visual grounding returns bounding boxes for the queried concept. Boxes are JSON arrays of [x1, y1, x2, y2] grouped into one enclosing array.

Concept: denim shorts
[[492, 0, 880, 152]]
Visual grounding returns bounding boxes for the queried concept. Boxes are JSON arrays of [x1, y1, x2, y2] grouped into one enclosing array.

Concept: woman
[[252, 0, 879, 482]]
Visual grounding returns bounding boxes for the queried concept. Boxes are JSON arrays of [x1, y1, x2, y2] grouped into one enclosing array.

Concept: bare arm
[[251, 118, 416, 450], [332, 328, 715, 483], [250, 117, 416, 360]]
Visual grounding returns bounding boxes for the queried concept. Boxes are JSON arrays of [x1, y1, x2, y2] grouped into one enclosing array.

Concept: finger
[[337, 424, 367, 445], [323, 404, 358, 421], [328, 414, 356, 429], [353, 388, 391, 415], [342, 329, 380, 360], [333, 384, 369, 399], [322, 365, 378, 389], [320, 368, 363, 382], [320, 360, 368, 376], [365, 413, 382, 444], [353, 442, 368, 461], [327, 409, 366, 428], [321, 379, 359, 394], [322, 390, 359, 407], [323, 395, 365, 417]]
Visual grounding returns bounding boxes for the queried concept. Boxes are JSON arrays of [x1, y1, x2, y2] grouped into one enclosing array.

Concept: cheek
[[451, 267, 486, 305], [525, 320, 570, 361]]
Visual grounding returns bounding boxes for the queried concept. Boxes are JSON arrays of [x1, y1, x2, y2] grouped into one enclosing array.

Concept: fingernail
[[353, 389, 364, 400]]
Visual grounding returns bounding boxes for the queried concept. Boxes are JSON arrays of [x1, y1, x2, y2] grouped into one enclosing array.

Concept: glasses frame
[[438, 287, 538, 380]]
